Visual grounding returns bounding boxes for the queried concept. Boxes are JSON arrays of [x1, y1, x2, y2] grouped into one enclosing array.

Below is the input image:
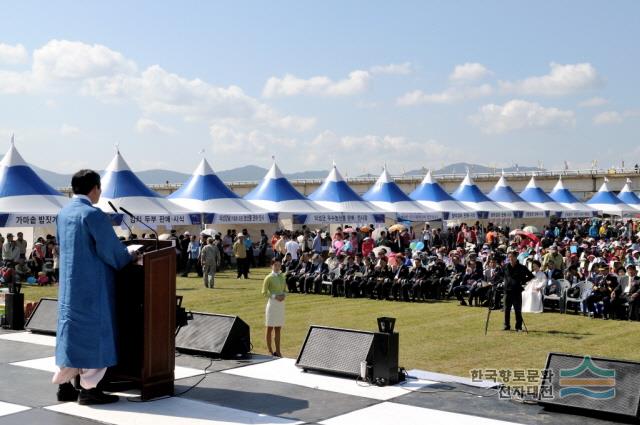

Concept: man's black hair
[[71, 169, 101, 195]]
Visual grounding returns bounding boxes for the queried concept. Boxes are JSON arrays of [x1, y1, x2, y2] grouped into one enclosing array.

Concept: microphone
[[119, 207, 159, 251], [108, 201, 133, 238]]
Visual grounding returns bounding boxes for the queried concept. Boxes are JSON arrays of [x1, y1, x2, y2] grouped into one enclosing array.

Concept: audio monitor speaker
[[175, 312, 250, 358], [538, 352, 640, 420], [24, 297, 57, 335], [295, 326, 399, 386]]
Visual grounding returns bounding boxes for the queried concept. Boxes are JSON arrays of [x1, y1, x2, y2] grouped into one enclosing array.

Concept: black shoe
[[459, 300, 467, 306], [77, 388, 119, 405], [502, 326, 510, 331], [57, 383, 79, 402]]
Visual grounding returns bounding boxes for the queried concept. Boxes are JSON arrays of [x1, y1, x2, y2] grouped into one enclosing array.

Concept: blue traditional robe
[[55, 197, 132, 369]]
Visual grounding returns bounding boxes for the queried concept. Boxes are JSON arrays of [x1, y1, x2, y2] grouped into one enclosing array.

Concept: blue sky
[[0, 1, 638, 176]]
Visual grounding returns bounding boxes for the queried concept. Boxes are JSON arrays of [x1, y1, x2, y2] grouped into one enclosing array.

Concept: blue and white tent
[[97, 151, 196, 227], [519, 176, 570, 217], [408, 170, 476, 220], [168, 158, 273, 224], [450, 173, 513, 219], [549, 177, 598, 217], [487, 174, 546, 218], [586, 178, 637, 216], [244, 162, 333, 223], [617, 179, 640, 211], [308, 164, 386, 223], [362, 167, 441, 221], [0, 139, 69, 226]]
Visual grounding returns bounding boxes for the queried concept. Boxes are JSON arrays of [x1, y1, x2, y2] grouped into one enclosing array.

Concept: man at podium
[[51, 170, 138, 405]]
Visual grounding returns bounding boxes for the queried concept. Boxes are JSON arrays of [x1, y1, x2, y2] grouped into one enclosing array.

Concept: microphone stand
[[107, 201, 133, 239], [119, 207, 159, 251]]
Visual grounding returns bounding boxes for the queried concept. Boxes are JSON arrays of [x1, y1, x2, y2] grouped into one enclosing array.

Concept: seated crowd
[[0, 233, 59, 292], [266, 219, 640, 321]]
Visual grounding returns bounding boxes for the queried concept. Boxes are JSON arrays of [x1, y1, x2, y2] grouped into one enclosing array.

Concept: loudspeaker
[[4, 293, 24, 330], [539, 352, 640, 420], [175, 312, 250, 358], [295, 326, 400, 386], [24, 298, 58, 335]]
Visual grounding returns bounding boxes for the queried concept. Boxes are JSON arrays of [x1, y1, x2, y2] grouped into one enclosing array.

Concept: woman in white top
[[522, 260, 546, 313]]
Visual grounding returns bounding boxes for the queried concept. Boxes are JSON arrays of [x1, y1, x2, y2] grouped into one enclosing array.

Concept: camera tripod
[[484, 288, 528, 335]]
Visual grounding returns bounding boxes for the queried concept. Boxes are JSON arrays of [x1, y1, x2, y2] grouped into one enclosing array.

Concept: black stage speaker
[[24, 297, 57, 335], [539, 352, 640, 420], [175, 312, 250, 358], [3, 293, 25, 330], [295, 326, 400, 386]]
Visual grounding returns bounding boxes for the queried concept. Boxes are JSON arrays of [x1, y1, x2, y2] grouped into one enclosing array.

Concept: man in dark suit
[[503, 250, 534, 331], [612, 264, 640, 320]]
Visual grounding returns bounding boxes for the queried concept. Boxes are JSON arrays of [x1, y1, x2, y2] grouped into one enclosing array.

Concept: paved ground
[[0, 329, 631, 425]]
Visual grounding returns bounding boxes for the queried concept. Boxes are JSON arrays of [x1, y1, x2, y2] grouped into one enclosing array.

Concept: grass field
[[21, 267, 640, 380]]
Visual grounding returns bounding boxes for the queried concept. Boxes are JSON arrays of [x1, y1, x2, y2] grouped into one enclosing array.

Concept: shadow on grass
[[525, 329, 594, 339]]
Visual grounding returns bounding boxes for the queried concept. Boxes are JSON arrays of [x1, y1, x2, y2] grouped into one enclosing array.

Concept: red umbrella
[[510, 229, 539, 244], [343, 227, 357, 234]]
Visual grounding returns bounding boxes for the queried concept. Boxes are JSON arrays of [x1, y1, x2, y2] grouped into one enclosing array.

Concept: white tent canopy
[[362, 167, 441, 221], [616, 179, 640, 212], [409, 171, 477, 220], [243, 162, 347, 224], [0, 138, 69, 226], [487, 174, 546, 218], [519, 176, 581, 218], [450, 173, 513, 219], [97, 150, 196, 227], [308, 164, 386, 223], [168, 158, 273, 224], [548, 177, 598, 217], [586, 179, 638, 217]]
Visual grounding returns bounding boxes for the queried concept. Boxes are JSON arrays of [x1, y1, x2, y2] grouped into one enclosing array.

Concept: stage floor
[[0, 329, 630, 425]]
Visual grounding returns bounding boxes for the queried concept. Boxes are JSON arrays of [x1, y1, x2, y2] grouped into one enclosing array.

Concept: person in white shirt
[[2, 233, 20, 264], [284, 238, 300, 261], [522, 260, 546, 313], [422, 225, 432, 250]]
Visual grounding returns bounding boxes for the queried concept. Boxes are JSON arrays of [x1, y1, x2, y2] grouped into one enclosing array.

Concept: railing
[[55, 167, 640, 192]]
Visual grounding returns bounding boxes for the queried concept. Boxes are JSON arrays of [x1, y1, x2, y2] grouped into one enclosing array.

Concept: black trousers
[[236, 257, 248, 278], [503, 290, 523, 329]]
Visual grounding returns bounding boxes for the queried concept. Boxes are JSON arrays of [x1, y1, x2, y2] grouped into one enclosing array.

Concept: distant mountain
[[24, 161, 546, 189], [31, 166, 75, 189], [216, 165, 268, 182], [404, 162, 544, 176]]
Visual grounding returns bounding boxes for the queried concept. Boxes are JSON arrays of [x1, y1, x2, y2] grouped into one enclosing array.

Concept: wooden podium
[[109, 239, 177, 400]]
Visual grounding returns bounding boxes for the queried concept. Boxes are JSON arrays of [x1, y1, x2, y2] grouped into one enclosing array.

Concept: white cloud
[[32, 39, 136, 81], [593, 111, 622, 125], [85, 64, 315, 132], [0, 39, 315, 134], [397, 84, 493, 105], [470, 100, 576, 134], [262, 70, 370, 98], [209, 124, 297, 156], [499, 62, 602, 96], [0, 70, 31, 94], [60, 124, 80, 136], [593, 110, 640, 125], [449, 63, 492, 82], [369, 62, 413, 75], [306, 130, 462, 171], [579, 97, 608, 107], [135, 118, 175, 134], [0, 43, 28, 65]]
